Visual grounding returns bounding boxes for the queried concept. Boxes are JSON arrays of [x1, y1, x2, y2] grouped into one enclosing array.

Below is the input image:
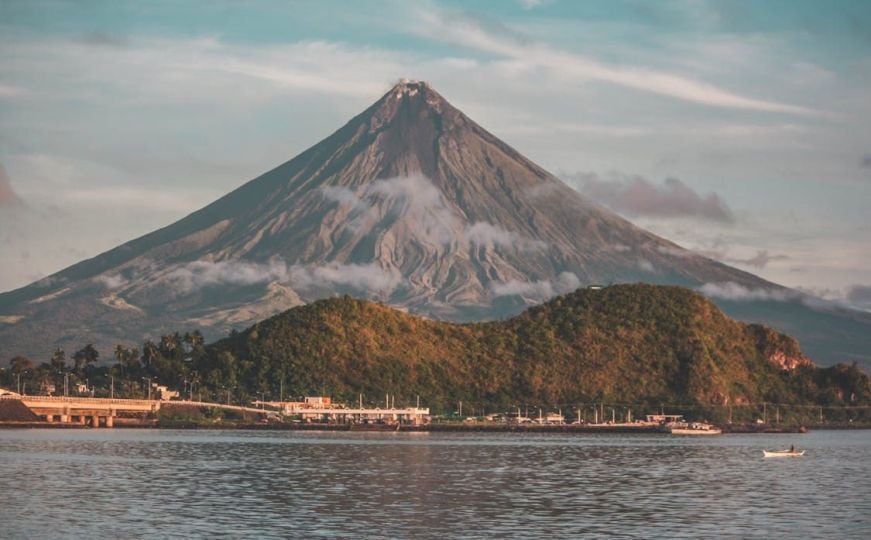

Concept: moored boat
[[665, 422, 722, 435]]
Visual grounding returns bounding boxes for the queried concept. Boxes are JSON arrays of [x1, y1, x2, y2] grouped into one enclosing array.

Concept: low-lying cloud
[[95, 273, 129, 290], [157, 258, 401, 296], [323, 174, 545, 251], [569, 172, 734, 223], [163, 259, 291, 293], [637, 258, 656, 272], [323, 174, 457, 244], [699, 282, 799, 302], [490, 271, 580, 301], [466, 221, 545, 251], [290, 262, 401, 294]]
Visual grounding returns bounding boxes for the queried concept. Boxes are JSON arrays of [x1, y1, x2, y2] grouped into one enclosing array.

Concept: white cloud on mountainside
[[490, 271, 580, 301], [323, 174, 544, 251], [100, 259, 403, 298]]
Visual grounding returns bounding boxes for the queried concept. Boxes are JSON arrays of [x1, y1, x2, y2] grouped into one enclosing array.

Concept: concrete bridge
[[2, 395, 161, 427], [0, 395, 267, 427]]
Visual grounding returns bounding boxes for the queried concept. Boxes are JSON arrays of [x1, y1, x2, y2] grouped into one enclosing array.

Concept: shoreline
[[2, 421, 848, 433]]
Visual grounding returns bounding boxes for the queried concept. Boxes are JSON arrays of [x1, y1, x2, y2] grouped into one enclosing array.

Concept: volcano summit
[[1, 80, 869, 365]]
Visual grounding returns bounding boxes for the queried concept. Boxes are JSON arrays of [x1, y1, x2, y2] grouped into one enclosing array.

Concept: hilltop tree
[[72, 344, 99, 376], [9, 355, 32, 373]]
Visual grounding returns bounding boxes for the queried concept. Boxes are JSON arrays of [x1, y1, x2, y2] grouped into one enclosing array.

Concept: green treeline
[[2, 285, 869, 418]]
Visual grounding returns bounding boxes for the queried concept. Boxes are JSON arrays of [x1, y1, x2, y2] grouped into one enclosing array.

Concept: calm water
[[1, 429, 869, 539]]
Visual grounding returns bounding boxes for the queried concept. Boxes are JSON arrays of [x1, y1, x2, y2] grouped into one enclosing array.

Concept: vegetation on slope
[[3, 285, 868, 421], [205, 284, 869, 413]]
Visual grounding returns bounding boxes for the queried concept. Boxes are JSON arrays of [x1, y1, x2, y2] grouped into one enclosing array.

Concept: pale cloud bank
[[490, 271, 580, 301]]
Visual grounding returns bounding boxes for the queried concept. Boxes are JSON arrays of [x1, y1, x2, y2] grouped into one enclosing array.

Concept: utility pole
[[459, 400, 463, 417], [763, 402, 767, 424], [110, 375, 114, 399], [280, 380, 284, 403]]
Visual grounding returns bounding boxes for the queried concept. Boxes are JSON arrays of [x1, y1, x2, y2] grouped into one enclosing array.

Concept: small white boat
[[763, 449, 805, 457]]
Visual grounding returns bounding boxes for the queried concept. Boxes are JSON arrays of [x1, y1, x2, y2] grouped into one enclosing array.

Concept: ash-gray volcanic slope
[[1, 80, 869, 367]]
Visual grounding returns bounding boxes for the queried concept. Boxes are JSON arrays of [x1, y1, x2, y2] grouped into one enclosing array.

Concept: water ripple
[[0, 430, 869, 538]]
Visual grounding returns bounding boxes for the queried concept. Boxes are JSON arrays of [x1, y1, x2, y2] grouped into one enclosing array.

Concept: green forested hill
[[204, 284, 869, 413]]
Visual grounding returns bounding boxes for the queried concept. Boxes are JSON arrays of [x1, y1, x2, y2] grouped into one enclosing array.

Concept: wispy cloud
[[699, 282, 799, 302], [324, 174, 458, 244], [568, 172, 734, 223], [323, 174, 545, 250], [290, 262, 401, 294], [466, 221, 545, 251], [154, 259, 401, 297], [637, 258, 656, 272], [94, 273, 129, 290], [414, 5, 820, 115], [490, 271, 580, 301], [162, 259, 291, 293], [726, 250, 789, 269]]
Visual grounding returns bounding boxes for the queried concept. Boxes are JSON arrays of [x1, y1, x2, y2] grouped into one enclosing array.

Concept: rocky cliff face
[[748, 324, 813, 371], [1, 80, 867, 365]]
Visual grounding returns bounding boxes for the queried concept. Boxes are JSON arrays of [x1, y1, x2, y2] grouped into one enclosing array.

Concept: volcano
[[1, 80, 869, 366]]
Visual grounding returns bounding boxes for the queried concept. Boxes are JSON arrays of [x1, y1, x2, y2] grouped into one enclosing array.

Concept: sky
[[1, 0, 870, 309]]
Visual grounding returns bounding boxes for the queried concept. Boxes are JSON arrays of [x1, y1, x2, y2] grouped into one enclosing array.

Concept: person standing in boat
[[790, 444, 795, 453]]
